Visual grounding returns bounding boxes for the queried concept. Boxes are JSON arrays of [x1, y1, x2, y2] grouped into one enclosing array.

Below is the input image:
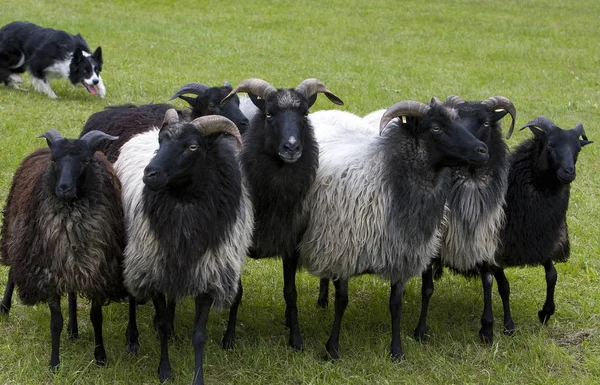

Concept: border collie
[[0, 21, 105, 99]]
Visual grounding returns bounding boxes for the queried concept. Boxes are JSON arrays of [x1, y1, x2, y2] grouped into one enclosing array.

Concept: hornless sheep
[[219, 78, 344, 351], [114, 110, 253, 385], [300, 99, 489, 360], [492, 116, 592, 331], [79, 81, 249, 162], [0, 129, 128, 369]]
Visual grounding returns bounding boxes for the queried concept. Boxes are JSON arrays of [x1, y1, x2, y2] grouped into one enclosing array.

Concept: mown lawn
[[1, 0, 599, 384]]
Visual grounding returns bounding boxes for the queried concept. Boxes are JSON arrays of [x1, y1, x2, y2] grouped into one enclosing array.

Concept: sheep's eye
[[483, 121, 490, 127], [431, 125, 442, 133], [208, 102, 217, 109], [304, 110, 309, 117], [266, 113, 272, 119], [189, 144, 199, 151], [547, 143, 554, 150], [82, 159, 90, 165]]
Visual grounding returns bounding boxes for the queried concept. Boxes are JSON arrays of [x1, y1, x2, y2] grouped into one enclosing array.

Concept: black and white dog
[[0, 21, 105, 99]]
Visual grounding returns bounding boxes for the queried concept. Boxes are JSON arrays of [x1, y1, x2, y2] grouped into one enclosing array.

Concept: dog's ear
[[92, 46, 103, 70], [73, 48, 85, 64]]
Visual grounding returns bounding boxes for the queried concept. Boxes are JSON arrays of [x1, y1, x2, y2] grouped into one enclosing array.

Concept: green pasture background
[[1, 0, 599, 384]]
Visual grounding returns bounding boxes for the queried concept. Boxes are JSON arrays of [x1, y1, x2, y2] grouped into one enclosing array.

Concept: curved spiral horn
[[519, 116, 557, 133], [379, 101, 431, 135], [189, 115, 243, 151], [444, 95, 465, 106], [80, 130, 118, 150], [295, 78, 344, 106], [168, 83, 210, 101], [482, 96, 517, 139], [571, 123, 590, 141], [220, 78, 277, 106], [37, 129, 64, 146], [162, 108, 180, 127]]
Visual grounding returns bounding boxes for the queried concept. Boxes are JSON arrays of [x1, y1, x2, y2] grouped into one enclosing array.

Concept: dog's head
[[69, 47, 105, 98]]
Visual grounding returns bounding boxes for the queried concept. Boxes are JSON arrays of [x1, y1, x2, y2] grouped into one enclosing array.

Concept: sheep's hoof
[[413, 326, 428, 342], [503, 320, 516, 336], [67, 330, 79, 340], [538, 309, 554, 325], [126, 340, 140, 354], [158, 360, 172, 383], [289, 332, 303, 351], [325, 340, 340, 360], [49, 360, 60, 373], [390, 351, 405, 362], [317, 296, 329, 309], [0, 304, 10, 316], [222, 335, 235, 350], [479, 329, 494, 345]]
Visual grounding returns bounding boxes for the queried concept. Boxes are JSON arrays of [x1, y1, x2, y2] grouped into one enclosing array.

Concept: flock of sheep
[[0, 77, 592, 385]]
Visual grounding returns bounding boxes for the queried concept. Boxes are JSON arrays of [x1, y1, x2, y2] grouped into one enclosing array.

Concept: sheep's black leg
[[538, 260, 557, 324], [478, 267, 494, 344], [125, 295, 140, 353], [222, 278, 242, 349], [493, 267, 515, 335], [152, 293, 171, 383], [0, 268, 15, 315], [317, 278, 330, 309], [67, 292, 78, 340], [413, 264, 434, 342], [90, 299, 107, 366], [48, 295, 63, 371], [325, 279, 348, 360], [389, 282, 405, 361], [166, 298, 176, 339], [282, 252, 303, 350], [192, 293, 212, 385]]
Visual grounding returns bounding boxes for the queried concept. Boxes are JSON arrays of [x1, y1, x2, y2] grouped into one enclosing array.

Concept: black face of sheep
[[169, 81, 249, 133], [39, 129, 118, 200], [221, 78, 344, 163], [521, 117, 592, 184], [143, 109, 243, 191], [380, 99, 489, 168]]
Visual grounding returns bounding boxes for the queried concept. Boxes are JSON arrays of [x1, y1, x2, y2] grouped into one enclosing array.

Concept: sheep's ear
[[80, 130, 118, 151], [581, 140, 593, 147], [307, 94, 318, 108], [249, 93, 265, 112], [520, 124, 545, 139], [38, 129, 64, 148], [179, 95, 198, 108], [491, 109, 509, 122]]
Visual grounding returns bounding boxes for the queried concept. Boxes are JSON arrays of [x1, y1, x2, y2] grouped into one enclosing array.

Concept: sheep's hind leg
[[90, 299, 107, 366], [153, 293, 172, 383], [317, 278, 330, 308], [192, 293, 213, 385], [125, 295, 140, 353], [413, 265, 434, 341], [48, 295, 63, 371], [389, 282, 406, 360], [283, 252, 303, 350], [493, 267, 515, 335], [325, 279, 348, 360], [478, 268, 494, 344], [0, 268, 15, 315], [538, 260, 557, 324], [67, 292, 78, 339], [222, 278, 242, 349]]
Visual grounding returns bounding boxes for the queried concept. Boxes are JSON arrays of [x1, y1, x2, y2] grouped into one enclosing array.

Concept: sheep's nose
[[564, 167, 575, 175], [476, 146, 488, 155], [144, 169, 158, 180], [283, 140, 301, 154], [57, 184, 72, 194], [93, 78, 99, 85]]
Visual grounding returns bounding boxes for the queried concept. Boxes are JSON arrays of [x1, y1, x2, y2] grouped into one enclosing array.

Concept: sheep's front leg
[[152, 293, 171, 383], [67, 292, 78, 339], [48, 295, 63, 371], [0, 268, 15, 315], [192, 293, 213, 385], [325, 279, 348, 360], [125, 295, 140, 353], [413, 264, 434, 341], [222, 278, 242, 349], [90, 299, 107, 366], [493, 267, 515, 335], [317, 278, 330, 308], [479, 268, 494, 344], [539, 260, 557, 324], [389, 282, 405, 360], [283, 252, 303, 350]]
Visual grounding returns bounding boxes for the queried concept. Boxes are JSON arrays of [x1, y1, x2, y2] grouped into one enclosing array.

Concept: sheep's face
[[143, 124, 206, 190], [48, 140, 95, 201], [253, 90, 311, 163], [184, 86, 250, 134], [455, 104, 508, 144], [420, 105, 489, 168], [534, 127, 592, 184]]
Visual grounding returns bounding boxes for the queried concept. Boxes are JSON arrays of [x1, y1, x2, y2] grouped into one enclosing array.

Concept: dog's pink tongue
[[85, 84, 99, 95]]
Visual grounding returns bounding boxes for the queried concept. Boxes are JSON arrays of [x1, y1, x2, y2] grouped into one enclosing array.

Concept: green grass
[[1, 0, 600, 383]]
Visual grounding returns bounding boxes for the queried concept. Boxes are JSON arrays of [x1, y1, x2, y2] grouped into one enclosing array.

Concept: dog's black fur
[[0, 21, 104, 98]]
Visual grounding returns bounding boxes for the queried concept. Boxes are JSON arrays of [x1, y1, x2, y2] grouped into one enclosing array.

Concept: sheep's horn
[[444, 95, 465, 106], [482, 96, 517, 140], [220, 78, 277, 106], [80, 130, 119, 150], [519, 116, 557, 133], [189, 115, 243, 151], [570, 123, 589, 141], [224, 81, 231, 88], [37, 129, 64, 146], [379, 101, 431, 135], [295, 78, 344, 106], [168, 83, 210, 101], [162, 108, 180, 127], [430, 97, 443, 106]]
